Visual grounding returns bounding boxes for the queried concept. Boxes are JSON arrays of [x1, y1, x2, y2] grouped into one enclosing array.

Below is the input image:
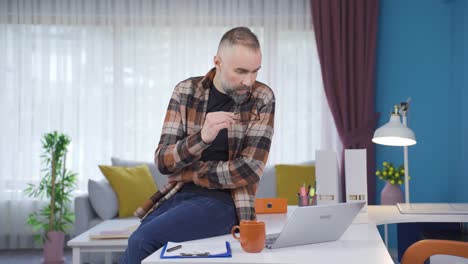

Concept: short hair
[[218, 27, 260, 51]]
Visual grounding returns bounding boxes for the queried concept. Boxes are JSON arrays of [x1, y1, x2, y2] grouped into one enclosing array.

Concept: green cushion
[[275, 164, 315, 205]]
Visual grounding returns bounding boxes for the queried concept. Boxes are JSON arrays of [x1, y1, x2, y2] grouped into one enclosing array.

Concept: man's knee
[[128, 229, 165, 257], [127, 230, 144, 251]]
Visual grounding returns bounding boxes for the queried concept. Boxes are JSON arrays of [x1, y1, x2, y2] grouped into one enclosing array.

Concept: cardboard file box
[[344, 149, 368, 212], [315, 150, 341, 205]]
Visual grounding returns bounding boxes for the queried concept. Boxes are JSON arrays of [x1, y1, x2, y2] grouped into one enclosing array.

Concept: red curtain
[[312, 0, 379, 204]]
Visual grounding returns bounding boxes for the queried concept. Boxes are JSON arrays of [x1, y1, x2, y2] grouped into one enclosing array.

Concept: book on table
[[89, 225, 138, 239]]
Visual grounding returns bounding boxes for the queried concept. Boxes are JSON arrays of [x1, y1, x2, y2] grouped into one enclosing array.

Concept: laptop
[[265, 202, 365, 249]]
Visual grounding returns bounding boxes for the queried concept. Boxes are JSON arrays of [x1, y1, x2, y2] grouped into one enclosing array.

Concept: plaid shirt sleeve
[[191, 89, 275, 189], [155, 84, 210, 175]]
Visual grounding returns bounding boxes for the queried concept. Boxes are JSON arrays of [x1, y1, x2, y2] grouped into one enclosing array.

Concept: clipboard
[[160, 241, 232, 259]]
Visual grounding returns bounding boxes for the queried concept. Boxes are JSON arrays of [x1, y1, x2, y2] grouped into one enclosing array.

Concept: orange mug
[[231, 220, 266, 253]]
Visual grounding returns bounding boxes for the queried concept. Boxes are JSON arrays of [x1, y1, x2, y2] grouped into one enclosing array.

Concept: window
[[0, 0, 336, 193]]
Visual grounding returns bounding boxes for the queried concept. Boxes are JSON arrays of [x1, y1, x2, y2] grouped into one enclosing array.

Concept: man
[[120, 27, 275, 263]]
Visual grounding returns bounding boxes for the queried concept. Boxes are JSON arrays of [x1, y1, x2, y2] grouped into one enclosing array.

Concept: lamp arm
[[404, 145, 410, 203], [402, 109, 410, 203]]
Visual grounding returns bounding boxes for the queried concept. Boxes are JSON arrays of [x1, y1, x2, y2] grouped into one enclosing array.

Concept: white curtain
[[0, 0, 340, 249]]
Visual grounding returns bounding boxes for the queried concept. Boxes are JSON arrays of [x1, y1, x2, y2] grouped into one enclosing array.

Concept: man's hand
[[201, 112, 236, 144], [168, 168, 194, 183]]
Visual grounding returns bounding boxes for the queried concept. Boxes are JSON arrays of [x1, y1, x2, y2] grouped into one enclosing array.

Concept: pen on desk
[[166, 244, 182, 252], [180, 252, 210, 256]]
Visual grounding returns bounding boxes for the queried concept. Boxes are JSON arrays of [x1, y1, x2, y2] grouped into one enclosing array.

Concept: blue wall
[[376, 0, 467, 204], [450, 0, 468, 203], [375, 0, 467, 248]]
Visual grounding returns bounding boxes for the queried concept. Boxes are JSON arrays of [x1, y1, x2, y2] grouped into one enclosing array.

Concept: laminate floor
[[0, 248, 72, 264], [0, 248, 401, 264]]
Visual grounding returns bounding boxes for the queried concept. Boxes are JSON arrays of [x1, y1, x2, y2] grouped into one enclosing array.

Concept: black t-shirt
[[179, 84, 235, 203]]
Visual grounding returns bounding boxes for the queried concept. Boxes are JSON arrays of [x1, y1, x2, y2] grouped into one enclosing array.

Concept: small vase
[[43, 231, 65, 264], [380, 181, 404, 205]]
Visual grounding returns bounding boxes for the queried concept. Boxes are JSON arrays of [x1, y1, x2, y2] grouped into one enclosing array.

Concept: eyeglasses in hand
[[234, 110, 260, 124]]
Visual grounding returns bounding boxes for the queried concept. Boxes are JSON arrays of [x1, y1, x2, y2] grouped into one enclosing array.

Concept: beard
[[222, 81, 251, 105]]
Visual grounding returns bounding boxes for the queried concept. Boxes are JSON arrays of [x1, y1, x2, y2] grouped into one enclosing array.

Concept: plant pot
[[43, 231, 65, 264], [380, 181, 404, 205]]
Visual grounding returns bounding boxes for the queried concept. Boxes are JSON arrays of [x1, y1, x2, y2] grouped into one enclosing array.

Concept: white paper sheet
[[163, 241, 228, 257]]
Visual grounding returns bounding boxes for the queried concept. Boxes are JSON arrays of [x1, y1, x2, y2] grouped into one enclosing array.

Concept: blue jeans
[[119, 192, 237, 264]]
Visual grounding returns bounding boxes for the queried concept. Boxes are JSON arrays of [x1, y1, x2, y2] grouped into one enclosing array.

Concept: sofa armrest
[[73, 192, 97, 236]]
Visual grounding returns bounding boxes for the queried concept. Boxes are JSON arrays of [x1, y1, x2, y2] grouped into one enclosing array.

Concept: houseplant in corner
[[376, 161, 408, 205], [24, 131, 77, 263]]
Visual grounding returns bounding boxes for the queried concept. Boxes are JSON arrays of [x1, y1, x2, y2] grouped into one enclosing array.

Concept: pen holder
[[297, 195, 317, 207]]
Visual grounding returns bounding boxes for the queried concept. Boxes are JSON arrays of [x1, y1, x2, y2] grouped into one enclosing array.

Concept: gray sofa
[[73, 157, 311, 263]]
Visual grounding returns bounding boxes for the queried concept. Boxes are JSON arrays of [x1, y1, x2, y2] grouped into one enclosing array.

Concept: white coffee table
[[68, 218, 140, 264]]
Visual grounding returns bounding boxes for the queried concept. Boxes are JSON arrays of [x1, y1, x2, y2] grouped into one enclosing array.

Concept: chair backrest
[[401, 239, 468, 264]]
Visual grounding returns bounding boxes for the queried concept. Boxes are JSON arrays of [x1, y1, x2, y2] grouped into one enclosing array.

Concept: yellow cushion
[[275, 164, 315, 205], [98, 164, 157, 218]]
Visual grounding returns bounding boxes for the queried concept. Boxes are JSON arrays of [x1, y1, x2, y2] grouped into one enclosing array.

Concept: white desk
[[357, 205, 468, 246], [68, 205, 468, 264], [142, 208, 394, 264], [360, 205, 468, 225]]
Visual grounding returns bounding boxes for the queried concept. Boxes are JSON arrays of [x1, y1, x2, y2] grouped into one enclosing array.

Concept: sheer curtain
[[0, 0, 339, 249]]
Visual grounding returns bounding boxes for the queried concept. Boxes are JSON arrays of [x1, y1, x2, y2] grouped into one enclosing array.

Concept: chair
[[401, 239, 468, 264]]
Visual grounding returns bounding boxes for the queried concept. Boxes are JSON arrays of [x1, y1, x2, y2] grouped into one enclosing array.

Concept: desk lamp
[[372, 99, 416, 203]]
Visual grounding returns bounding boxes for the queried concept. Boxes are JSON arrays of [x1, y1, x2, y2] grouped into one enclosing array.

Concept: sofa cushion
[[275, 164, 316, 205], [99, 164, 158, 218], [256, 161, 315, 199], [88, 179, 119, 220], [111, 157, 167, 189]]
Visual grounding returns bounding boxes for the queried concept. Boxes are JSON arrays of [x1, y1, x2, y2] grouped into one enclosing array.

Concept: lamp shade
[[372, 114, 416, 146]]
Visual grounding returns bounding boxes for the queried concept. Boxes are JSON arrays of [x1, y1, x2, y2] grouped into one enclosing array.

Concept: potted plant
[[375, 161, 409, 205], [24, 131, 77, 263]]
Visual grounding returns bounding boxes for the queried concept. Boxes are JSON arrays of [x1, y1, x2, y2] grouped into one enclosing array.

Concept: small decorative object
[[24, 131, 77, 264], [376, 161, 408, 205], [372, 98, 416, 203]]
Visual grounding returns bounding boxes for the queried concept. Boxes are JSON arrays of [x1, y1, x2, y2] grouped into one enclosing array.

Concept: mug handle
[[231, 225, 240, 240]]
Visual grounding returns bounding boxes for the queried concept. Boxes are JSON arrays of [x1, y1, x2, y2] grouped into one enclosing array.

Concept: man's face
[[214, 45, 262, 105]]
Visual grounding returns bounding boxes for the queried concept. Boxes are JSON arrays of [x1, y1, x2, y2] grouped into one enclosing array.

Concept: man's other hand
[[201, 112, 236, 144], [168, 168, 194, 183]]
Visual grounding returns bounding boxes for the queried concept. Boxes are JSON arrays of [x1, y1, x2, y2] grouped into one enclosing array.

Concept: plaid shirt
[[153, 68, 275, 221]]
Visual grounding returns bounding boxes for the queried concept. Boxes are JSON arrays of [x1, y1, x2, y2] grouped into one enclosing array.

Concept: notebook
[[266, 202, 365, 249], [397, 203, 468, 215]]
